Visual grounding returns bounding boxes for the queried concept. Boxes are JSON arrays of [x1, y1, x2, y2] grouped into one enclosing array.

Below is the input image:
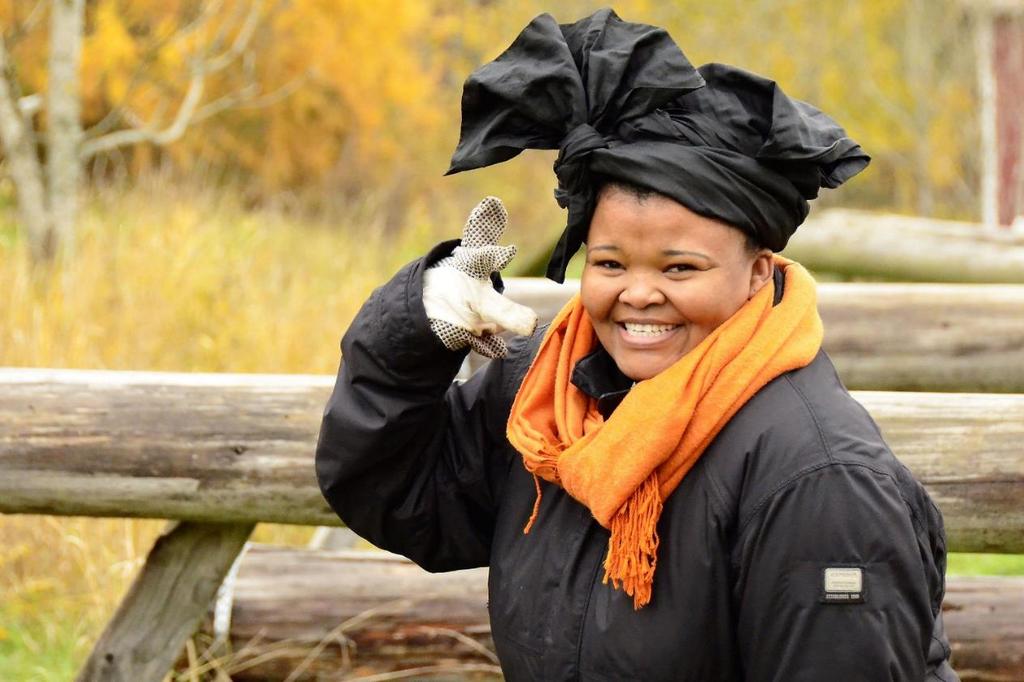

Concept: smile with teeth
[[621, 322, 679, 337]]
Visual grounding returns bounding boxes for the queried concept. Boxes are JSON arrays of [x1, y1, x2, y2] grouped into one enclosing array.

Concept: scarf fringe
[[522, 442, 562, 534], [523, 473, 543, 534], [602, 474, 662, 609]]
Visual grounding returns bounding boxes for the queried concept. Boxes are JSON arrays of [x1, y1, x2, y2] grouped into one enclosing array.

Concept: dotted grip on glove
[[446, 197, 516, 279], [427, 197, 523, 360]]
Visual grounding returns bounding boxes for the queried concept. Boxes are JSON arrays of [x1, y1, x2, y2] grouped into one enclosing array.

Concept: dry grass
[[0, 165, 567, 678], [0, 180, 506, 679], [2, 192, 398, 375], [2, 176, 1020, 679], [0, 517, 167, 679]]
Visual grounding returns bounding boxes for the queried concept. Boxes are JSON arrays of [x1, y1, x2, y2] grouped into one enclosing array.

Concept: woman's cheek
[[581, 278, 615, 319]]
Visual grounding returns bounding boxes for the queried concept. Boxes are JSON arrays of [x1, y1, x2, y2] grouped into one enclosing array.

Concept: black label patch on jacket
[[820, 566, 865, 604]]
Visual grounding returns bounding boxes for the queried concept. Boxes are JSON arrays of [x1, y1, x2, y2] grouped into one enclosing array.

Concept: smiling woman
[[582, 182, 774, 380], [314, 8, 959, 681]]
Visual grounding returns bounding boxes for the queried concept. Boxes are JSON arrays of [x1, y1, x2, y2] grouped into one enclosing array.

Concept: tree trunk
[[0, 35, 53, 261], [46, 0, 85, 259]]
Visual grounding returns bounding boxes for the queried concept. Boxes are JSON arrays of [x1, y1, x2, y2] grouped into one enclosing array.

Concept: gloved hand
[[423, 196, 538, 359]]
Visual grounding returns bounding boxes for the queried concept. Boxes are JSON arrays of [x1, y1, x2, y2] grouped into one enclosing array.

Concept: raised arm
[[316, 198, 538, 572]]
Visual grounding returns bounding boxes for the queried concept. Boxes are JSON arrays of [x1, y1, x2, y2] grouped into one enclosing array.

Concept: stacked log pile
[[946, 577, 1024, 681], [209, 546, 1024, 681], [500, 279, 1024, 393], [206, 547, 499, 680]]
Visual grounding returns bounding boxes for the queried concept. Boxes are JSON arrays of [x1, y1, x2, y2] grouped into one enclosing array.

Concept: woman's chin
[[614, 354, 678, 382], [606, 329, 692, 381]]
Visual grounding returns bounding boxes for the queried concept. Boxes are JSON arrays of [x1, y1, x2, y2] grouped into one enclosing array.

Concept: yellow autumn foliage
[[0, 3, 1001, 678], [0, 0, 980, 219]]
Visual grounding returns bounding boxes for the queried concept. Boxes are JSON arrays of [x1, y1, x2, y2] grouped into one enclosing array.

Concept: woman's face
[[581, 188, 774, 381]]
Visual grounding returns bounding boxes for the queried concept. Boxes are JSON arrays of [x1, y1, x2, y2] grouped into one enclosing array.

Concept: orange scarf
[[506, 256, 823, 608]]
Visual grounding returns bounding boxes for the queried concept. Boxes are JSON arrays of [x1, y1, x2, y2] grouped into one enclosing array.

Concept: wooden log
[[518, 211, 1024, 282], [0, 369, 340, 527], [76, 520, 254, 682], [501, 279, 1024, 393], [781, 209, 1024, 283], [208, 546, 1024, 682], [854, 391, 1024, 554], [814, 283, 1024, 393], [210, 547, 499, 680], [944, 576, 1024, 682], [1, 368, 1023, 554]]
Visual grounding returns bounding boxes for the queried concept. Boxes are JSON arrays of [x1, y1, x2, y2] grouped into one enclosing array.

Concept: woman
[[316, 9, 958, 681]]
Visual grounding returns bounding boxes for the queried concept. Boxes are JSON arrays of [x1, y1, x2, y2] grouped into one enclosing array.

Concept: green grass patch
[[0, 604, 83, 682], [947, 553, 1024, 576]]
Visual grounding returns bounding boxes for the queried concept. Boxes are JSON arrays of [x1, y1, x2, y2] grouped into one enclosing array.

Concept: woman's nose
[[617, 273, 666, 309]]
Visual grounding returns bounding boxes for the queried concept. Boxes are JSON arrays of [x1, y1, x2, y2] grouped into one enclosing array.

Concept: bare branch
[[22, 0, 48, 33], [0, 33, 52, 260], [4, 0, 48, 45], [18, 93, 42, 118], [83, 62, 168, 139], [80, 1, 290, 161], [84, 1, 226, 139], [0, 35, 38, 161], [84, 59, 162, 138], [172, 0, 227, 48], [192, 71, 308, 123], [191, 84, 259, 122], [237, 73, 308, 109], [144, 67, 206, 142], [135, 99, 169, 129], [80, 70, 206, 159], [84, 106, 127, 140], [206, 0, 244, 54], [204, 0, 265, 74]]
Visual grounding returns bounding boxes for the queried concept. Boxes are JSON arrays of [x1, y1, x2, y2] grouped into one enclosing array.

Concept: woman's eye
[[593, 259, 622, 269], [666, 263, 696, 273]]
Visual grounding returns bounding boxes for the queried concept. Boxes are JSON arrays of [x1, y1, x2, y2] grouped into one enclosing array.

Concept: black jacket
[[316, 245, 959, 681]]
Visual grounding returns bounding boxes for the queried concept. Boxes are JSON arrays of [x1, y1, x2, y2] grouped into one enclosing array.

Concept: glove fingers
[[485, 243, 518, 272], [425, 195, 526, 358], [473, 285, 539, 337], [429, 315, 510, 359], [429, 319, 475, 353], [468, 333, 508, 359], [462, 196, 508, 248], [455, 243, 516, 275]]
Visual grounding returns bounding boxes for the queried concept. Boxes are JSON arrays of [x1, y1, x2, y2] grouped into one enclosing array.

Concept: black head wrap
[[446, 8, 870, 282]]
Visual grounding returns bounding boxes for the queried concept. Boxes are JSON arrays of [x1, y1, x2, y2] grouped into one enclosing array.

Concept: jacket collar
[[569, 266, 786, 417], [570, 346, 634, 417]]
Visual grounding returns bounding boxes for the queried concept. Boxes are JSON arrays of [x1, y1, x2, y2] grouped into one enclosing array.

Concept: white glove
[[423, 197, 538, 359]]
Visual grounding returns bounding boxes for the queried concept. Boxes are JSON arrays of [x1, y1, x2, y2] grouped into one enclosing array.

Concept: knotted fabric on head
[[446, 8, 870, 282]]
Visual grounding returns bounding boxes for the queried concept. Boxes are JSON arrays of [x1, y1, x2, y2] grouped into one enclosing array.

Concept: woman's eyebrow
[[588, 244, 619, 252], [663, 249, 711, 260]]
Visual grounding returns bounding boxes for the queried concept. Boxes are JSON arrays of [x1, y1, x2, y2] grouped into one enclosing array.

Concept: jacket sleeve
[[732, 463, 958, 681], [314, 241, 530, 572]]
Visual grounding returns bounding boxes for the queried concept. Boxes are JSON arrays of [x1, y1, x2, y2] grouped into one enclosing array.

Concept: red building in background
[[971, 0, 1024, 228]]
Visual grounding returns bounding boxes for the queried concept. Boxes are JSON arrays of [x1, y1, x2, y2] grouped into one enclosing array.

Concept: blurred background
[[0, 0, 1021, 679]]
